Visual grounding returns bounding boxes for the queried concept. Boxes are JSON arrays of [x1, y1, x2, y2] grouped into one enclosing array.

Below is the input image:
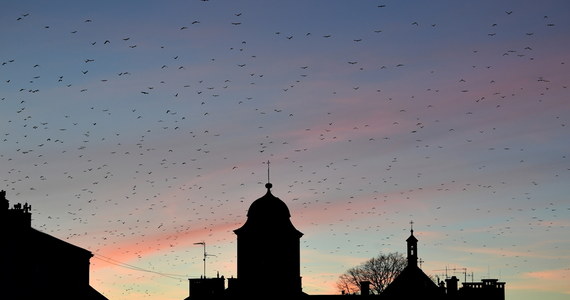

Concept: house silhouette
[[1, 190, 107, 300]]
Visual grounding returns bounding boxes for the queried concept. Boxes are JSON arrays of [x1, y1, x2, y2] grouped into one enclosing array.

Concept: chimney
[[1, 191, 32, 228], [360, 281, 370, 296], [446, 276, 459, 297], [1, 190, 8, 210]]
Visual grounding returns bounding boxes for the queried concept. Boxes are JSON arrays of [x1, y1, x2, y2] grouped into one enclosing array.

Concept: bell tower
[[233, 180, 304, 296], [406, 221, 418, 267]]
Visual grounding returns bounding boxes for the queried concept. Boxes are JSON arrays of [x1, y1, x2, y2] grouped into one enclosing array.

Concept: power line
[[93, 252, 196, 281]]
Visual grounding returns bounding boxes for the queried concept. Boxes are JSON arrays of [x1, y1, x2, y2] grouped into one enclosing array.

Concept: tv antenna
[[194, 241, 216, 278], [433, 267, 468, 282]]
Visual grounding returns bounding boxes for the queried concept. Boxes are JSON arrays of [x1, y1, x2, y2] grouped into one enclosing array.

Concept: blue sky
[[2, 1, 569, 299]]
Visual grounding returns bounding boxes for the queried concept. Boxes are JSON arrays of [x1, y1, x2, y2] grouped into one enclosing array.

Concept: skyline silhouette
[[3, 185, 505, 299], [1, 1, 569, 299]]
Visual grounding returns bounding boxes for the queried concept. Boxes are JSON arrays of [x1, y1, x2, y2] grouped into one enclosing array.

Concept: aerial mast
[[194, 241, 206, 278]]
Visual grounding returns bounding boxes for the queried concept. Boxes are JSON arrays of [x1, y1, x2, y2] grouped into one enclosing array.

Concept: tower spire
[[267, 160, 271, 184], [265, 160, 272, 190]]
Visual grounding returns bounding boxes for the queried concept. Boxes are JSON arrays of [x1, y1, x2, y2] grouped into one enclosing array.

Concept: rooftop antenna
[[433, 267, 467, 282], [194, 241, 209, 278]]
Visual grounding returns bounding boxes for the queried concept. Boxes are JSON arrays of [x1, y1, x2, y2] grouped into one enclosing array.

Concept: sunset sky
[[1, 1, 569, 299]]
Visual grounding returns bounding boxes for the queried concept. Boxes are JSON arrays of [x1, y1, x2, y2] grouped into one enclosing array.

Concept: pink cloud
[[449, 245, 564, 260], [510, 269, 570, 294], [524, 269, 570, 281], [91, 222, 238, 270]]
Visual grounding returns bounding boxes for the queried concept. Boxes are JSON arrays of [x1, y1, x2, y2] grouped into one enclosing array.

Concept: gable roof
[[382, 265, 440, 298]]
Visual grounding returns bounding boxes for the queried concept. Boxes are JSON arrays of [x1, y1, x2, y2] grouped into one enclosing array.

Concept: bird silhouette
[[1, 3, 567, 298]]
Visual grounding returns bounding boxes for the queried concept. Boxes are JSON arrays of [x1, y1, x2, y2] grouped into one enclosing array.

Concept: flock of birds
[[1, 1, 569, 299]]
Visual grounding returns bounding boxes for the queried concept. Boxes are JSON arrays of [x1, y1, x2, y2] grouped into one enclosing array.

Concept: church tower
[[381, 222, 441, 299], [406, 221, 418, 267], [233, 182, 304, 296]]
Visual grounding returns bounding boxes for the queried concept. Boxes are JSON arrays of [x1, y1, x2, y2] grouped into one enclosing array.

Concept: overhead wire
[[93, 252, 196, 281]]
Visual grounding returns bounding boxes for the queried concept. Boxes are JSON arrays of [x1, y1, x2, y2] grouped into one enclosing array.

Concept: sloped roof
[[382, 265, 440, 298], [28, 227, 94, 257], [406, 230, 418, 243]]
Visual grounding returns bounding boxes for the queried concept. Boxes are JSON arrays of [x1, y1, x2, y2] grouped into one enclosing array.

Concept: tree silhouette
[[336, 252, 406, 295]]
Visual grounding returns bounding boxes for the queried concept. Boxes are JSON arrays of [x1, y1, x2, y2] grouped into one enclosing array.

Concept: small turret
[[406, 221, 418, 267]]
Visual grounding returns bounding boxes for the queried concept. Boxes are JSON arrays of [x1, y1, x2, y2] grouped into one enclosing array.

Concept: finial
[[265, 160, 273, 190], [410, 220, 414, 233], [267, 160, 271, 184]]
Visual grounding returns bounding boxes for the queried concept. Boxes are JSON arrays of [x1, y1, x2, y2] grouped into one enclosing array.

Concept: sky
[[1, 0, 569, 299]]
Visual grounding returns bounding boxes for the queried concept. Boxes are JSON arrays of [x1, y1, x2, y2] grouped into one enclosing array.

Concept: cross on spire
[[410, 220, 414, 232]]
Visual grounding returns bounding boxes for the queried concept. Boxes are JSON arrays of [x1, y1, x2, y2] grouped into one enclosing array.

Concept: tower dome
[[246, 183, 291, 220], [233, 182, 304, 296], [235, 183, 302, 235]]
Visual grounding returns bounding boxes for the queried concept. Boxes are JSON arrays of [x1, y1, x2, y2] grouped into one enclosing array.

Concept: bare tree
[[336, 252, 406, 295]]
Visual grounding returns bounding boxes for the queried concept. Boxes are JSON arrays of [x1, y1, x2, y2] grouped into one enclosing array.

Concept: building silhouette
[[381, 225, 441, 299], [1, 190, 107, 300], [443, 276, 505, 300], [184, 181, 506, 299], [186, 182, 305, 298], [1, 179, 506, 299], [232, 182, 304, 296], [382, 226, 505, 300]]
